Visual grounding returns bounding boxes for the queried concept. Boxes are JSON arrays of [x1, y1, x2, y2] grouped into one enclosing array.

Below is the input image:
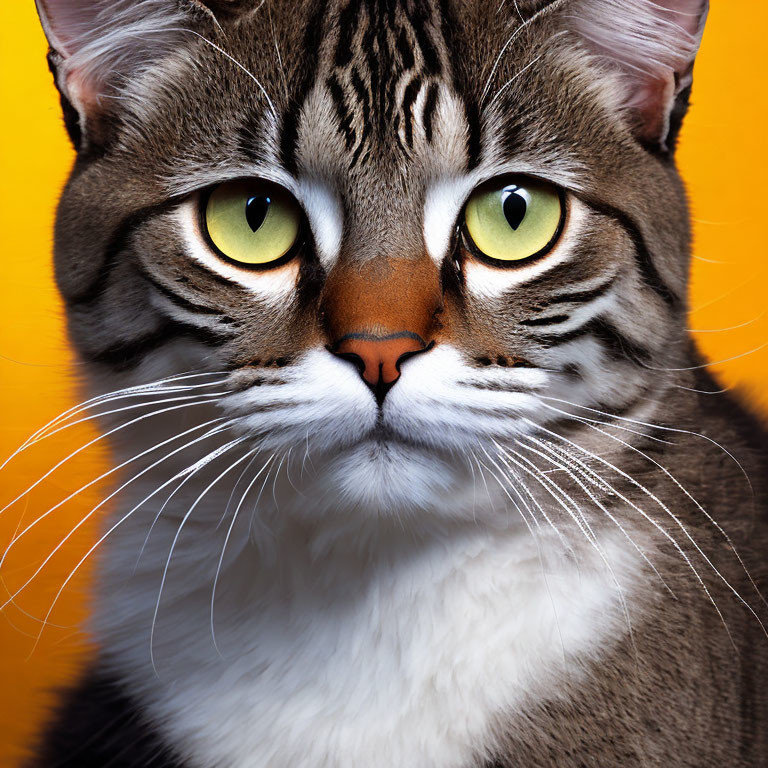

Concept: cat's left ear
[[570, 0, 709, 152], [35, 0, 188, 150]]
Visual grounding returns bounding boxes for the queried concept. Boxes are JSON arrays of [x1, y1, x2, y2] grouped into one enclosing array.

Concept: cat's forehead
[[130, 0, 592, 252], [194, 0, 501, 254]]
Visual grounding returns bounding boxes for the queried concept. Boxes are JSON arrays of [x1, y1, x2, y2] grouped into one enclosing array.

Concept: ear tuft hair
[[35, 0, 188, 146], [570, 0, 709, 150]]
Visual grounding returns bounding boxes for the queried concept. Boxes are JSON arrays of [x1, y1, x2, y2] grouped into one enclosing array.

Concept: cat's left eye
[[203, 179, 302, 268], [462, 176, 565, 266]]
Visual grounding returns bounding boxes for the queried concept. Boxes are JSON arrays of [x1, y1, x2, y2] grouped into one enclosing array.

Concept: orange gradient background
[[1, 2, 767, 765]]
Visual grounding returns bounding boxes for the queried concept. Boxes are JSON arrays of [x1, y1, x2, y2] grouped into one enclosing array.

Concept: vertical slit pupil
[[503, 188, 527, 231], [246, 195, 270, 232]]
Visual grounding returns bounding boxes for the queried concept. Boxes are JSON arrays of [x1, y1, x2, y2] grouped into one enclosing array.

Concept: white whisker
[[481, 0, 571, 103], [24, 418, 234, 651], [519, 435, 674, 597], [1, 416, 230, 612], [150, 439, 251, 674], [0, 397, 228, 520], [527, 418, 750, 647], [177, 29, 277, 119], [211, 452, 276, 656], [1, 372, 226, 472], [573, 419, 768, 613], [541, 396, 754, 493]]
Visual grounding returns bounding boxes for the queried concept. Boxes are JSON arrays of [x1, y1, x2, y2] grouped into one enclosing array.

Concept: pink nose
[[331, 332, 429, 398]]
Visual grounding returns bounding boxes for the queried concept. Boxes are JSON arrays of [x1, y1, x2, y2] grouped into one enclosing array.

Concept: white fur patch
[[97, 488, 645, 768], [88, 340, 649, 768]]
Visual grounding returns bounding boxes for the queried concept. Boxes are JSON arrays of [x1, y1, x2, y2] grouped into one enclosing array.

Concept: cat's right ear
[[35, 0, 187, 151]]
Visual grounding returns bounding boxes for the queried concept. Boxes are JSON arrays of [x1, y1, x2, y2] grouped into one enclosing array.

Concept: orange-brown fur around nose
[[323, 255, 442, 386]]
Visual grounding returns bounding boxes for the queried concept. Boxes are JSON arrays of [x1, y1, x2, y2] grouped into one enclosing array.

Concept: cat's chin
[[310, 439, 464, 518]]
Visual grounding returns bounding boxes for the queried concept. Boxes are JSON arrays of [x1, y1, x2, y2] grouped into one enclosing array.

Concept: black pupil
[[502, 187, 527, 231], [246, 195, 270, 232]]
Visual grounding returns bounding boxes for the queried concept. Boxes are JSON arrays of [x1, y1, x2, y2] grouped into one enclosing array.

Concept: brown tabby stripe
[[136, 264, 237, 321], [279, 0, 330, 174], [83, 320, 228, 370], [70, 201, 179, 306], [582, 198, 681, 308], [537, 316, 653, 364], [537, 274, 619, 308]]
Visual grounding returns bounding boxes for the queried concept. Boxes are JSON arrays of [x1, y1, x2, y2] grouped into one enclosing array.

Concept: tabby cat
[[20, 0, 768, 765]]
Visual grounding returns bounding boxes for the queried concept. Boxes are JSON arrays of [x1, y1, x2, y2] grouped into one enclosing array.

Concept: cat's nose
[[321, 253, 442, 406], [330, 332, 431, 405]]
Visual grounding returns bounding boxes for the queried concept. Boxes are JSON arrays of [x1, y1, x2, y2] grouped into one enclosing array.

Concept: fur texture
[[23, 0, 768, 766]]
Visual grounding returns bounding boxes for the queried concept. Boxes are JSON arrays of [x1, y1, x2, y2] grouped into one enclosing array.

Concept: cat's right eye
[[202, 179, 302, 268]]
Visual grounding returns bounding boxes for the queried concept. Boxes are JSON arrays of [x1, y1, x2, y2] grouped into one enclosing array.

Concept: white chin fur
[[316, 440, 457, 516], [217, 343, 549, 521]]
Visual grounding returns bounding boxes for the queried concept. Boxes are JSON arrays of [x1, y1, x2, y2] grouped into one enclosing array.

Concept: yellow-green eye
[[463, 177, 565, 265], [204, 180, 302, 267]]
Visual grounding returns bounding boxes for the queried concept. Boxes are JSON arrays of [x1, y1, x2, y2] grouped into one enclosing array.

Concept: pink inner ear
[[653, 0, 709, 38], [36, 0, 186, 120], [36, 0, 100, 58], [571, 0, 708, 146]]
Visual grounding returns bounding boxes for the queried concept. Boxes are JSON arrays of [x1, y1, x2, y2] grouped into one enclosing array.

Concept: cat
[[20, 0, 768, 765]]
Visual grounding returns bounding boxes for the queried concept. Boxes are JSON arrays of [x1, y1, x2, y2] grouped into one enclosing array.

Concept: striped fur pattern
[[26, 0, 768, 766]]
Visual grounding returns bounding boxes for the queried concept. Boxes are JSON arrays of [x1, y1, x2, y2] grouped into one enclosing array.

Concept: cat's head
[[37, 0, 708, 519]]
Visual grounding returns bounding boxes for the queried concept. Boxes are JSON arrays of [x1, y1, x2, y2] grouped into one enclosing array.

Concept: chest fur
[[96, 494, 642, 768]]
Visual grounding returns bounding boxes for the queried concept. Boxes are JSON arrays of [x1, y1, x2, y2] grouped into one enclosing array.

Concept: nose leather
[[332, 331, 428, 387]]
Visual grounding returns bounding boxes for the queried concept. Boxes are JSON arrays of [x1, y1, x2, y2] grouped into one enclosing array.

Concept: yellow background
[[0, 2, 766, 765]]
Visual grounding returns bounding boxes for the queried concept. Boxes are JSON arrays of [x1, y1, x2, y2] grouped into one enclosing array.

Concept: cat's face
[[40, 0, 707, 517]]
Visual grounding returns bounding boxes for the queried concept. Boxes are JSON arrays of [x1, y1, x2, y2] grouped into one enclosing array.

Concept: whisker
[[134, 423, 243, 569], [469, 452, 500, 518], [688, 309, 766, 334], [481, 0, 571, 103], [488, 33, 568, 108], [21, 390, 225, 456], [674, 383, 732, 395], [481, 445, 573, 556], [519, 435, 675, 597], [25, 420, 236, 653], [1, 372, 227, 472], [217, 452, 261, 530], [211, 452, 276, 656], [1, 417, 231, 615], [247, 453, 282, 559], [495, 442, 638, 658], [475, 450, 538, 532], [527, 419, 757, 646], [177, 29, 278, 119], [474, 451, 569, 666], [0, 397, 229, 519], [541, 396, 754, 493], [573, 418, 768, 613], [644, 343, 768, 372], [150, 440, 251, 674]]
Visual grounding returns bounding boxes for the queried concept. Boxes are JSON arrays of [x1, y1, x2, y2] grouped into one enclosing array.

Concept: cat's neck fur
[[92, 433, 649, 768]]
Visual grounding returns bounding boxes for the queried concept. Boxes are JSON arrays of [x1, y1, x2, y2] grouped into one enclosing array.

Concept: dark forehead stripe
[[279, 0, 330, 174], [278, 0, 480, 172]]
